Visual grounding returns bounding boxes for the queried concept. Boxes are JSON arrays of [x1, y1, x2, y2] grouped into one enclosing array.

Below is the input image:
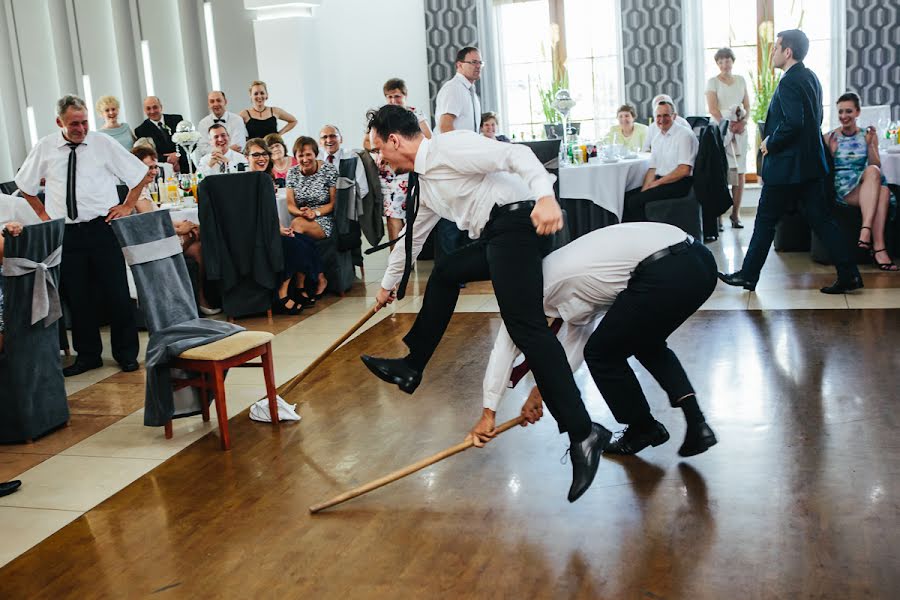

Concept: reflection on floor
[[1, 209, 898, 596]]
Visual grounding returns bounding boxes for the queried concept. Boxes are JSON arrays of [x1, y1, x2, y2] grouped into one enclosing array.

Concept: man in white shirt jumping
[[471, 222, 718, 458], [360, 104, 610, 503], [198, 124, 248, 177]]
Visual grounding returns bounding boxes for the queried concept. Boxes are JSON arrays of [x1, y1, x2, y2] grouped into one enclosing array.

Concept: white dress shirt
[[643, 116, 692, 151], [648, 124, 698, 176], [15, 131, 148, 223], [318, 147, 369, 200], [481, 222, 690, 411], [381, 131, 555, 291], [194, 111, 248, 164], [197, 148, 248, 177], [434, 73, 481, 134]]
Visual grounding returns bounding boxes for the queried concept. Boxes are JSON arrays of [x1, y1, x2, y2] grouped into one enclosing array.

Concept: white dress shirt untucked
[[198, 149, 249, 177], [648, 124, 699, 176], [380, 131, 556, 291], [434, 73, 482, 134], [194, 111, 248, 164], [15, 131, 148, 224], [317, 147, 369, 200], [481, 222, 690, 411]]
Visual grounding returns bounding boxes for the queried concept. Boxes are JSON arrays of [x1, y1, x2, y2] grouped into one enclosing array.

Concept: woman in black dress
[[240, 80, 298, 139]]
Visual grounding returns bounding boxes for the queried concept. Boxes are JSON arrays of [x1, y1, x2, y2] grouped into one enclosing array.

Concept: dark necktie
[[470, 86, 478, 132], [157, 121, 165, 132], [509, 318, 564, 386], [327, 154, 335, 164], [65, 142, 80, 220], [396, 172, 420, 300]]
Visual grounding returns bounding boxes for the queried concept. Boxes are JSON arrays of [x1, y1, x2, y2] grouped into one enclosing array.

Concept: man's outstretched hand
[[520, 386, 543, 426]]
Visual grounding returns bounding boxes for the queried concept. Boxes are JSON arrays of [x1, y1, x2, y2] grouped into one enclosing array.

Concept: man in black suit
[[134, 96, 190, 173], [719, 29, 861, 294]]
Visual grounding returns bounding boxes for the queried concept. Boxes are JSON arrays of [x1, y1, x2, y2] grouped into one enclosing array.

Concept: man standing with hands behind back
[[719, 29, 862, 294], [15, 95, 153, 376], [134, 96, 189, 174]]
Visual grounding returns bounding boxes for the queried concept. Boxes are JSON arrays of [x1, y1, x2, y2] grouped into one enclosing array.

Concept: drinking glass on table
[[149, 181, 160, 206]]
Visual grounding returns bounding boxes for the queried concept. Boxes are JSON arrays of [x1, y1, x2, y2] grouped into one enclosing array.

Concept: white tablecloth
[[880, 149, 900, 185], [558, 153, 652, 219]]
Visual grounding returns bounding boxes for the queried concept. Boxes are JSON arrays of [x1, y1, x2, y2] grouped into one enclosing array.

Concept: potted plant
[[749, 20, 781, 174]]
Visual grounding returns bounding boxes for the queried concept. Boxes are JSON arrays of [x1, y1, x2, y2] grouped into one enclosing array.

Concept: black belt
[[490, 200, 535, 219], [65, 216, 108, 228], [633, 236, 695, 274]]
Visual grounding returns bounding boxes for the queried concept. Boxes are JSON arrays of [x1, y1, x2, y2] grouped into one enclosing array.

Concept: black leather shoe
[[120, 361, 140, 373], [605, 421, 670, 455], [820, 276, 864, 295], [0, 480, 22, 497], [567, 422, 613, 503], [360, 355, 422, 394], [717, 271, 756, 291], [678, 421, 718, 457], [63, 357, 104, 377]]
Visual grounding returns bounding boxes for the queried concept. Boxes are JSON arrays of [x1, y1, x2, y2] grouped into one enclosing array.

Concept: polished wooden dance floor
[[1, 309, 898, 598]]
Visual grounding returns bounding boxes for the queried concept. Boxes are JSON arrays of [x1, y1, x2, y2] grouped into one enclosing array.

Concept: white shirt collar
[[209, 112, 228, 122], [56, 131, 89, 148], [453, 72, 474, 90], [413, 137, 430, 174]]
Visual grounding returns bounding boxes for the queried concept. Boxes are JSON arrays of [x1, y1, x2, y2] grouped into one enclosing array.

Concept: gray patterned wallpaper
[[620, 0, 685, 122], [846, 0, 900, 120], [423, 0, 480, 116]]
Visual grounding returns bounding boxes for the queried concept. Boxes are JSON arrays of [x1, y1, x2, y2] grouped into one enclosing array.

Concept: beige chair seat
[[178, 331, 275, 361]]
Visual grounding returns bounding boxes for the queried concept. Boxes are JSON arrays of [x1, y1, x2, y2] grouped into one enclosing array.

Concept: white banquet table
[[880, 148, 900, 185], [558, 153, 652, 220]]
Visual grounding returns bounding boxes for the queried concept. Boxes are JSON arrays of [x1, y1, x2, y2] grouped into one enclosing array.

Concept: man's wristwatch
[[314, 209, 321, 217]]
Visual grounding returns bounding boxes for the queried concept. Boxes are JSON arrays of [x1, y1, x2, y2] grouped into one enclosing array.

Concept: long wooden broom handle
[[309, 415, 526, 513], [277, 305, 381, 397]]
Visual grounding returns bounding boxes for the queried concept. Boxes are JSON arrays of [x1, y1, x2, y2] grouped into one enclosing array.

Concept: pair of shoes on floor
[[360, 355, 422, 394], [63, 357, 104, 377], [0, 480, 22, 497], [605, 420, 718, 458], [718, 271, 756, 291], [273, 289, 303, 315]]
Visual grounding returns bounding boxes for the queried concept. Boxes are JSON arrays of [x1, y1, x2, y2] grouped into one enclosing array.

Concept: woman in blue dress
[[824, 92, 897, 271]]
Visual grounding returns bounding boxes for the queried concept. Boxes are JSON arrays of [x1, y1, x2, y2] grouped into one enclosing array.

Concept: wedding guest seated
[[129, 146, 161, 214], [605, 104, 648, 153], [240, 80, 297, 139], [318, 124, 369, 200], [134, 96, 188, 173], [824, 92, 898, 271], [245, 138, 324, 312], [95, 95, 135, 149], [643, 94, 692, 151], [480, 112, 510, 142], [198, 124, 248, 176], [264, 132, 297, 187], [286, 136, 334, 298], [622, 100, 698, 222], [0, 221, 24, 354], [194, 90, 248, 165]]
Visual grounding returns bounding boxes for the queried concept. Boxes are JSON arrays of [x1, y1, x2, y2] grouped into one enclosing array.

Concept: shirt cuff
[[483, 390, 503, 412], [381, 271, 401, 291]]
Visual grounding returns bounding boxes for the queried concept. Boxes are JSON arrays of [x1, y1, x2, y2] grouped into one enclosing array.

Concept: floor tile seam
[[0, 505, 84, 515]]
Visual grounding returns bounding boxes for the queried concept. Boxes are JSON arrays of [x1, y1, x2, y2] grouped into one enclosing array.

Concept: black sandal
[[858, 226, 874, 251], [873, 249, 899, 271], [274, 291, 303, 315]]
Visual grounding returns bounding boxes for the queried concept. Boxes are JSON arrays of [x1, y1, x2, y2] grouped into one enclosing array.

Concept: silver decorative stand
[[552, 89, 577, 166]]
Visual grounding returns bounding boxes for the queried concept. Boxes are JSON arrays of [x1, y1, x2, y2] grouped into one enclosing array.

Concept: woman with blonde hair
[[240, 80, 297, 139], [95, 95, 135, 149]]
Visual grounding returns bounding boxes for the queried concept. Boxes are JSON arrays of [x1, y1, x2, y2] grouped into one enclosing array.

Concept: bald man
[[318, 124, 369, 200], [134, 96, 189, 173]]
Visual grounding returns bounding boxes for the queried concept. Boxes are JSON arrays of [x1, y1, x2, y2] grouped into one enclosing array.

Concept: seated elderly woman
[[0, 221, 24, 353], [264, 132, 298, 188], [245, 138, 325, 313], [824, 92, 898, 271], [605, 104, 648, 153], [480, 112, 510, 142]]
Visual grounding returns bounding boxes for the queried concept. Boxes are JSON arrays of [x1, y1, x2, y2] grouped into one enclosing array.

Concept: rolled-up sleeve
[[14, 142, 45, 196], [106, 136, 149, 188]]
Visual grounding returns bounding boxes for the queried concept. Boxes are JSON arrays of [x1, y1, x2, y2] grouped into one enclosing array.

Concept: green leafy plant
[[749, 21, 782, 124]]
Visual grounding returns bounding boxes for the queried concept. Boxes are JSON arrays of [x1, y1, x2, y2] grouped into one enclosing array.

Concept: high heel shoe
[[273, 290, 303, 315], [858, 226, 874, 251], [730, 216, 744, 229], [873, 249, 899, 271]]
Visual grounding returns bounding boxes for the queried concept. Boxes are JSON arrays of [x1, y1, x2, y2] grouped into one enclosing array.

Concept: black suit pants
[[622, 176, 694, 222]]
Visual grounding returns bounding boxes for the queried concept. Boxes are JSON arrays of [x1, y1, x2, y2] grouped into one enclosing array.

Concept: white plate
[[601, 158, 620, 164]]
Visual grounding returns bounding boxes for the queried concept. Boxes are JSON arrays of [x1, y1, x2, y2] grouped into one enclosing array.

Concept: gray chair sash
[[1, 245, 63, 327], [121, 235, 182, 267]]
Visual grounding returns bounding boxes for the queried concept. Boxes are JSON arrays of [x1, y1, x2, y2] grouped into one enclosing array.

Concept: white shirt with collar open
[[380, 131, 555, 291], [15, 131, 148, 224], [648, 124, 698, 176], [481, 222, 690, 411], [434, 72, 481, 134]]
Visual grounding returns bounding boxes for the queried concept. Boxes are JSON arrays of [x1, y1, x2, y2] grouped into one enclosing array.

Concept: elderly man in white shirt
[[194, 91, 248, 165], [622, 101, 698, 222], [15, 95, 153, 376], [471, 222, 719, 458], [360, 104, 609, 503], [318, 124, 369, 200], [642, 93, 693, 151], [198, 124, 248, 177]]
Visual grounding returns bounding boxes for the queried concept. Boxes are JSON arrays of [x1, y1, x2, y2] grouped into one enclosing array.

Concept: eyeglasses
[[461, 60, 485, 66], [248, 152, 270, 158]]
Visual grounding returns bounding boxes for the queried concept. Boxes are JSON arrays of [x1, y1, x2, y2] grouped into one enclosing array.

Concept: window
[[494, 0, 622, 141]]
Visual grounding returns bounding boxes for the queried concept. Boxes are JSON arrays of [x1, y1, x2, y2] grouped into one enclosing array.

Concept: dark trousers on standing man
[[403, 203, 592, 440], [621, 176, 694, 223], [740, 178, 859, 282], [60, 218, 139, 365], [583, 240, 717, 426]]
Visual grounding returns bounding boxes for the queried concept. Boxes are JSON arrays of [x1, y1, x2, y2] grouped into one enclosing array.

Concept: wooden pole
[[277, 305, 380, 397], [309, 416, 526, 513]]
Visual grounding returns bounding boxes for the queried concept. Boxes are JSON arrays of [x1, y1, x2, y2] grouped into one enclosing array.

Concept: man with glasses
[[318, 124, 369, 201], [622, 101, 698, 223]]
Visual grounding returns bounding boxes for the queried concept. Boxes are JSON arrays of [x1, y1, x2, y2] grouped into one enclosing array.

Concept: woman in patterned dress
[[824, 92, 897, 271]]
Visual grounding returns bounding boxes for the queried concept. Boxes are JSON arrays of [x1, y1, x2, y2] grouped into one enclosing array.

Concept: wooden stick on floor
[[277, 305, 380, 397], [309, 415, 526, 513]]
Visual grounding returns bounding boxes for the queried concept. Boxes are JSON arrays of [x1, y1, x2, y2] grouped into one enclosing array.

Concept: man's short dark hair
[[208, 123, 227, 134], [383, 78, 408, 96], [837, 91, 861, 110], [456, 46, 479, 63], [366, 105, 422, 141], [777, 29, 809, 62]]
